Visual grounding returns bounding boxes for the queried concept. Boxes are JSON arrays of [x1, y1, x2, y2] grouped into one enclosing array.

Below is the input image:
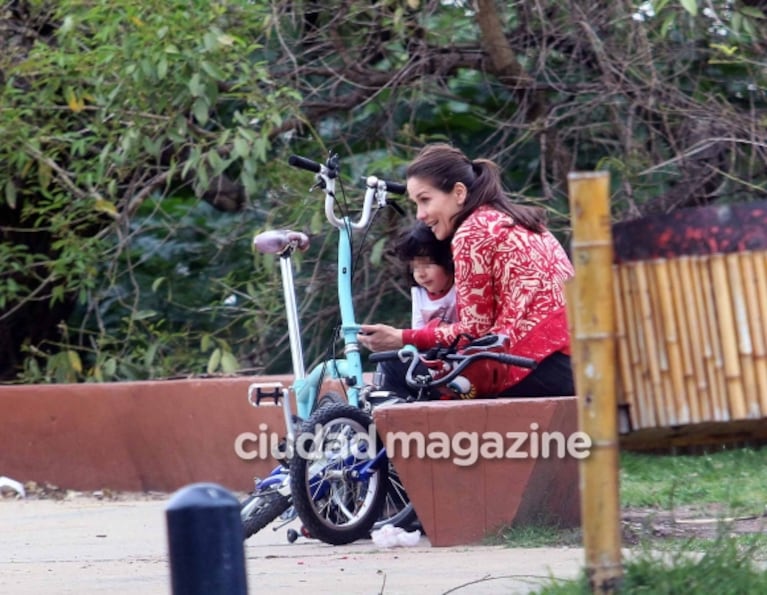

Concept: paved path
[[0, 494, 585, 594]]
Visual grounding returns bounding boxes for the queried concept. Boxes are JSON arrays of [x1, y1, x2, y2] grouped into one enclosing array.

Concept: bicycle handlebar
[[406, 350, 536, 391], [288, 154, 322, 174], [487, 353, 538, 369], [383, 180, 407, 195], [368, 350, 404, 363], [369, 347, 537, 392], [288, 153, 406, 230]]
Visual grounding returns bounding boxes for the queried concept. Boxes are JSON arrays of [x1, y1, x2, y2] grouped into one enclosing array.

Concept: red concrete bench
[[0, 376, 293, 492], [372, 397, 582, 546]]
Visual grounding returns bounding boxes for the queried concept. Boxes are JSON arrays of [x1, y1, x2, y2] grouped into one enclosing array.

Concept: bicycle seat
[[253, 229, 310, 254]]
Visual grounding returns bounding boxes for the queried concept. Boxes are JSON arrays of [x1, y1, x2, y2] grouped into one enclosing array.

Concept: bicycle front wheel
[[289, 403, 388, 545]]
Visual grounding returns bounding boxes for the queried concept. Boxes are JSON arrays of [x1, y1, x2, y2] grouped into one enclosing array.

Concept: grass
[[492, 446, 767, 593], [496, 446, 767, 548], [619, 447, 767, 514], [537, 535, 767, 594], [486, 523, 582, 548]]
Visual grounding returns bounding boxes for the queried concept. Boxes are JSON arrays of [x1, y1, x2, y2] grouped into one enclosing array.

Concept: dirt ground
[[621, 504, 767, 544], [3, 481, 765, 595], [0, 484, 587, 595]]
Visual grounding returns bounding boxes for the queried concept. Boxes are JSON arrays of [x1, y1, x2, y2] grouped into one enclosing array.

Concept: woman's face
[[407, 176, 466, 240]]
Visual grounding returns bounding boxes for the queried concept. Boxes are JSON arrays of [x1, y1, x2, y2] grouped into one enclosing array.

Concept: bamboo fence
[[614, 251, 767, 431]]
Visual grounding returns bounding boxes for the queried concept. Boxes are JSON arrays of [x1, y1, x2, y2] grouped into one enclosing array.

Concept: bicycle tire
[[316, 390, 346, 410], [290, 402, 388, 545], [241, 489, 291, 540]]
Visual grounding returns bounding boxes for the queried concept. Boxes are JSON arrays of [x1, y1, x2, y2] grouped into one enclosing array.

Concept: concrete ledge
[[2, 380, 582, 548], [0, 376, 294, 492], [372, 397, 581, 546]]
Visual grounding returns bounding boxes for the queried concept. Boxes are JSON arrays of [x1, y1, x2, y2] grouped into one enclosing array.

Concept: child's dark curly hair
[[393, 222, 454, 275]]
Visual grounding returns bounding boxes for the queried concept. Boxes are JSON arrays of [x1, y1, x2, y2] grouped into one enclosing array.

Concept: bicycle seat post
[[278, 249, 306, 381], [253, 230, 311, 382]]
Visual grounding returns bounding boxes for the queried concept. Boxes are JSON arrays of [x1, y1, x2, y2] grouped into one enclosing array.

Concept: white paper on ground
[[0, 476, 26, 498], [370, 524, 421, 548]]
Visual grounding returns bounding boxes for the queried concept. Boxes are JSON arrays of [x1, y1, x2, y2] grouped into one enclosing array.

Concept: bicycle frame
[[249, 155, 402, 431], [241, 153, 408, 543]]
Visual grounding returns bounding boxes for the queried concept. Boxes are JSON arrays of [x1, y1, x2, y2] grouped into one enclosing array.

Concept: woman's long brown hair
[[405, 143, 547, 235]]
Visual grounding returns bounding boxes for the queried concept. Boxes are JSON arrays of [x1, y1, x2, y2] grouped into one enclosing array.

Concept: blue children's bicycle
[[240, 151, 416, 542]]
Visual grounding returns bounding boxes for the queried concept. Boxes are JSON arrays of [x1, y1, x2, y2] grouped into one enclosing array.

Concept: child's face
[[411, 257, 453, 295]]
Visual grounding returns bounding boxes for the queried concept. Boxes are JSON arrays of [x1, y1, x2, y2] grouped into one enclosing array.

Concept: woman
[[358, 143, 575, 397]]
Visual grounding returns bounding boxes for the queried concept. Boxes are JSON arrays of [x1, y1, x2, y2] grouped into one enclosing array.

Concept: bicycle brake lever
[[389, 201, 405, 216]]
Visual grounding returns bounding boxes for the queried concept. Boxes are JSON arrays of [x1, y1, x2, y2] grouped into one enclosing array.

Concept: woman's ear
[[453, 182, 467, 206]]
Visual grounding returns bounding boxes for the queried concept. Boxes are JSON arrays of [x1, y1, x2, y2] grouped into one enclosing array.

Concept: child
[[394, 222, 457, 329], [369, 223, 456, 401]]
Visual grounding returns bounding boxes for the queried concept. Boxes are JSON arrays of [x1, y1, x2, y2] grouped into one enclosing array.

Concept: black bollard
[[166, 482, 248, 595]]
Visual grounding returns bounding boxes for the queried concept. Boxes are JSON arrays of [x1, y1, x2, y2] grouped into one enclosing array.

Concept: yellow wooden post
[[567, 171, 622, 593]]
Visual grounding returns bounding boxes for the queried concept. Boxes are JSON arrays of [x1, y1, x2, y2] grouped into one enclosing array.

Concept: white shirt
[[411, 285, 457, 329]]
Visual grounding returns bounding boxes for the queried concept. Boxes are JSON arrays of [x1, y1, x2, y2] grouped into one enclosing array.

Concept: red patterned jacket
[[402, 206, 575, 387]]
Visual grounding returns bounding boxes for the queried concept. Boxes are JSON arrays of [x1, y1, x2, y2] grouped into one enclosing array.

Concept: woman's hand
[[357, 324, 404, 352]]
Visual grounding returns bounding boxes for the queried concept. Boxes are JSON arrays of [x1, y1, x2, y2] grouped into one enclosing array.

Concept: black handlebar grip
[[382, 180, 407, 195], [497, 353, 538, 369], [368, 350, 404, 363], [288, 154, 322, 173]]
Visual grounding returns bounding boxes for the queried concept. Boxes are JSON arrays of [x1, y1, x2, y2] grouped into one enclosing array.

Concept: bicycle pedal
[[247, 382, 287, 407]]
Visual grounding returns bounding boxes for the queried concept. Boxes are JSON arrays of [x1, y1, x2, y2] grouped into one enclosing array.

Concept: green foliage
[[3, 0, 767, 383], [1, 0, 306, 381], [680, 0, 698, 17], [10, 0, 299, 202]]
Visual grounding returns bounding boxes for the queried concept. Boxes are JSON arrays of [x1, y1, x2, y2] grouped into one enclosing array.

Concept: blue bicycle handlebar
[[289, 153, 341, 179]]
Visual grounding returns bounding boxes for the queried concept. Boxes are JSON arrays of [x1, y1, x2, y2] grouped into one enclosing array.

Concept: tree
[[262, 0, 767, 211], [1, 0, 304, 380], [2, 0, 766, 382]]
